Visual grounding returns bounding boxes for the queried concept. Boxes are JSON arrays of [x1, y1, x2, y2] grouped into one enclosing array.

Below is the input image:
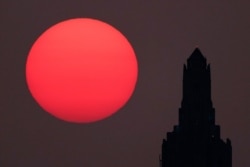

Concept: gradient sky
[[1, 1, 250, 167]]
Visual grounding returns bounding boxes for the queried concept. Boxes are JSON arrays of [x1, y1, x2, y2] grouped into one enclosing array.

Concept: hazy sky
[[1, 1, 250, 167]]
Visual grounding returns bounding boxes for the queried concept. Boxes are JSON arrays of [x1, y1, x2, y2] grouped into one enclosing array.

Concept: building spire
[[160, 48, 232, 167]]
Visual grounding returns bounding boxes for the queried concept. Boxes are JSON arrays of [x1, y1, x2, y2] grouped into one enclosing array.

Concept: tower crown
[[182, 48, 211, 109]]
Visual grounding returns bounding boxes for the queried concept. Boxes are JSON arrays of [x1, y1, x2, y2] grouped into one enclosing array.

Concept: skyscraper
[[160, 48, 232, 167]]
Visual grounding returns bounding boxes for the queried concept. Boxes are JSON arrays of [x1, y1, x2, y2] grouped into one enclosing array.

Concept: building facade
[[160, 48, 232, 167]]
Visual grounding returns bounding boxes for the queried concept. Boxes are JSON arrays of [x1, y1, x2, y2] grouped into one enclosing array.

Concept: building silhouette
[[160, 48, 232, 167]]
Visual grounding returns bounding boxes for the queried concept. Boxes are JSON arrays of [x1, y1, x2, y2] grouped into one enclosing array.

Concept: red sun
[[26, 18, 138, 123]]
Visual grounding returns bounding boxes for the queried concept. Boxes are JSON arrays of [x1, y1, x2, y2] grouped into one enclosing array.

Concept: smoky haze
[[0, 1, 249, 167]]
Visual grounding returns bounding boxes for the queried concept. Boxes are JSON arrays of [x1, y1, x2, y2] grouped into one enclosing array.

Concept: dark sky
[[1, 1, 250, 167]]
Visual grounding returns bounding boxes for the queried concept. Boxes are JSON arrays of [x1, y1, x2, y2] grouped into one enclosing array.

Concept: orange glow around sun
[[26, 18, 138, 123]]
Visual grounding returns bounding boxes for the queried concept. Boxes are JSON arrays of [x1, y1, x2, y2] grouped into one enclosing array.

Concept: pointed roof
[[188, 48, 206, 62], [188, 48, 206, 61], [187, 48, 207, 69]]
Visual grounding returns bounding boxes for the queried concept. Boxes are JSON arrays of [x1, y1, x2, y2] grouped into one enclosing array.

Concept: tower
[[160, 48, 232, 167]]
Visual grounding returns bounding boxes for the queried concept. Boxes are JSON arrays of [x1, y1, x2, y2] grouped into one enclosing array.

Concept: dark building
[[160, 48, 232, 167]]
